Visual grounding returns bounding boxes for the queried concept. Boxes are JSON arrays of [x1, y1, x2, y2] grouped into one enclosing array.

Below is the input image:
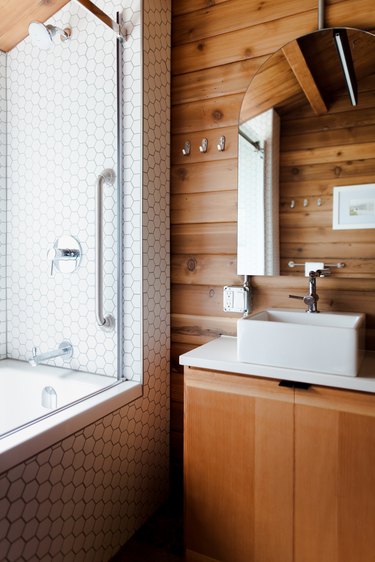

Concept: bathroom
[[1, 0, 375, 560]]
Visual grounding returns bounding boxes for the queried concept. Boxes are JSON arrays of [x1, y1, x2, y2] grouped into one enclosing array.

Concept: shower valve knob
[[48, 235, 82, 276]]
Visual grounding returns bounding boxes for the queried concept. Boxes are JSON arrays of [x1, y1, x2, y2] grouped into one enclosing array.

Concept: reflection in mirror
[[237, 109, 280, 275], [238, 28, 375, 278]]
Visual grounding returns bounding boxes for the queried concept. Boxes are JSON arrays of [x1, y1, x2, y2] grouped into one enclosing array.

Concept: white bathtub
[[0, 359, 119, 435], [0, 359, 142, 473]]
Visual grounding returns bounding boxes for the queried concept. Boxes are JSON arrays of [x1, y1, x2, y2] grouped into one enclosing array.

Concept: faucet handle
[[289, 293, 318, 313], [289, 294, 317, 305]]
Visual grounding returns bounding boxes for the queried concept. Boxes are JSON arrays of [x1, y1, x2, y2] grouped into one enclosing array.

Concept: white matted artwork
[[333, 183, 375, 230]]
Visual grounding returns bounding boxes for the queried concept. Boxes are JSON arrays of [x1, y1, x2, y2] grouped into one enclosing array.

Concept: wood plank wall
[[170, 0, 375, 478]]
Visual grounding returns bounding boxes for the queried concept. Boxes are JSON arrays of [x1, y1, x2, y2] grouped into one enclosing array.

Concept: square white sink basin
[[237, 309, 365, 376]]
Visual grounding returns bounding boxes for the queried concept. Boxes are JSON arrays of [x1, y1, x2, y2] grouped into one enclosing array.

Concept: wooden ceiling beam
[[282, 39, 328, 115]]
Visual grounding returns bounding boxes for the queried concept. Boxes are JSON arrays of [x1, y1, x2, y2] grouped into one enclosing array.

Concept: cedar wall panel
[[170, 0, 375, 470]]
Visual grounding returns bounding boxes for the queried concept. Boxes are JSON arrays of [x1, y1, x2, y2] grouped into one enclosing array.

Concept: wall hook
[[217, 135, 226, 151], [199, 138, 208, 153], [303, 198, 309, 207], [290, 200, 295, 209], [182, 141, 191, 156]]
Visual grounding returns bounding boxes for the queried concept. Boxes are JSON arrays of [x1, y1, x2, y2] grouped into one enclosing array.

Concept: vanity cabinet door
[[294, 385, 375, 562], [184, 367, 294, 562]]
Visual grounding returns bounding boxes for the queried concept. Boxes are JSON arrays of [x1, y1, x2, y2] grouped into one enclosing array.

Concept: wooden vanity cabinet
[[184, 367, 375, 562], [184, 367, 294, 562], [294, 385, 375, 562]]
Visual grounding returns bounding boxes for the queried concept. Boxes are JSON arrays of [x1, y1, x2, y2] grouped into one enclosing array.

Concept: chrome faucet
[[289, 269, 330, 313], [29, 340, 73, 366]]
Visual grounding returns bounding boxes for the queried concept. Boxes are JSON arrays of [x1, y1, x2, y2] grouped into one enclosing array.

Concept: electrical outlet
[[223, 286, 247, 313]]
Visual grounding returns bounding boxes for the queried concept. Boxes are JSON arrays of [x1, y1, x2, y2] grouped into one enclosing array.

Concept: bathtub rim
[[0, 379, 142, 475]]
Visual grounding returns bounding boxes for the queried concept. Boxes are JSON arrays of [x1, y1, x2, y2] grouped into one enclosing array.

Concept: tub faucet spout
[[29, 340, 73, 366]]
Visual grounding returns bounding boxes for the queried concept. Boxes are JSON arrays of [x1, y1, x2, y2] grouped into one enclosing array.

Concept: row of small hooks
[[289, 197, 322, 208], [182, 136, 226, 155]]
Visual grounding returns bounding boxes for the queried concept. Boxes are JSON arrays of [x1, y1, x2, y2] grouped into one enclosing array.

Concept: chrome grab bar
[[96, 169, 115, 331]]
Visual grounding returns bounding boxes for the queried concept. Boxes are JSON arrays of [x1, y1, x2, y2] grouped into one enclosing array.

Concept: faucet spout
[[289, 269, 330, 313], [306, 271, 319, 313], [29, 340, 73, 366]]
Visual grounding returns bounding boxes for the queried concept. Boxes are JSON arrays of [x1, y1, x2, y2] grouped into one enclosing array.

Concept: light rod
[[333, 29, 358, 106]]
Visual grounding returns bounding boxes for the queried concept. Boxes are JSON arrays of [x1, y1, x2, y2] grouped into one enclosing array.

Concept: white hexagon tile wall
[[0, 0, 171, 560], [0, 52, 6, 360], [7, 1, 118, 376]]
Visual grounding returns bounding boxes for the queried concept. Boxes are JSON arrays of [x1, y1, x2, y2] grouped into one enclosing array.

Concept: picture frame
[[332, 183, 375, 230]]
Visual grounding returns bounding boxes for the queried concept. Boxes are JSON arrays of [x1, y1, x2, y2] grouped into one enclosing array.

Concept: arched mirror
[[237, 28, 375, 278]]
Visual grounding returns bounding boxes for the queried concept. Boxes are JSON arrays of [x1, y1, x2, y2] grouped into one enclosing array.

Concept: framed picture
[[333, 183, 375, 230]]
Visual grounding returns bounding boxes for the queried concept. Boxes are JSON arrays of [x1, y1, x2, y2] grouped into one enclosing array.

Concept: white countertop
[[180, 336, 375, 393]]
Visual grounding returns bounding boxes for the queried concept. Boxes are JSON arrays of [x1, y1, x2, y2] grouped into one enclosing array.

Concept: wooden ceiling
[[0, 0, 70, 52]]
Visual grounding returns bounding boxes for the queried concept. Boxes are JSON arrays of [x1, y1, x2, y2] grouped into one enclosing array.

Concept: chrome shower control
[[48, 235, 82, 275]]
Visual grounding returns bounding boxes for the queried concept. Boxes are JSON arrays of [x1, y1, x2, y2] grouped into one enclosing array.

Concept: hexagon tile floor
[[110, 499, 184, 562]]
